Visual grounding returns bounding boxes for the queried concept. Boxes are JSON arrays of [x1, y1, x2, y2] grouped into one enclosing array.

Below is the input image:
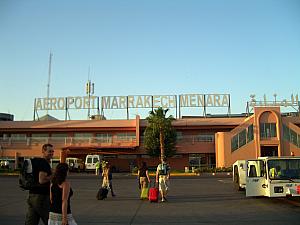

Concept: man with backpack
[[155, 157, 170, 202], [24, 143, 54, 225]]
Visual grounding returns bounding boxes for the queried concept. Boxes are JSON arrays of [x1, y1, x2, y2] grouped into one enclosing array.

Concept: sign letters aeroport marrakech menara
[[34, 94, 230, 119]]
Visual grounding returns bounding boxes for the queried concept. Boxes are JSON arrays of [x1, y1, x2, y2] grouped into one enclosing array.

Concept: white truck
[[85, 155, 102, 172], [233, 157, 300, 197]]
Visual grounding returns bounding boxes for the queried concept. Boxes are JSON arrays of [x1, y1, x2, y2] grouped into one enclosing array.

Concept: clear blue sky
[[1, 0, 299, 121]]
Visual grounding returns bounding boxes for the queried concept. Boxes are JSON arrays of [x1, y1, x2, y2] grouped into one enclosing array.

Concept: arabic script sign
[[249, 94, 299, 107]]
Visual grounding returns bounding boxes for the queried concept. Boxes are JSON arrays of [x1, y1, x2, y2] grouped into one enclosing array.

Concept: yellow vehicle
[[233, 157, 300, 197]]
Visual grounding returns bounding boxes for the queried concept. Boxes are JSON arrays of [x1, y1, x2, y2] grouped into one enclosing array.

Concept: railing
[[140, 134, 214, 144], [0, 136, 137, 148], [0, 134, 214, 149]]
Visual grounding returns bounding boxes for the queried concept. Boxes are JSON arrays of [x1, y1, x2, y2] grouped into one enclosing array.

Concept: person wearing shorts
[[155, 157, 170, 202]]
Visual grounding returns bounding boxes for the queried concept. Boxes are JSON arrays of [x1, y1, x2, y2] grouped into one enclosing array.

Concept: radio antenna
[[46, 52, 52, 115]]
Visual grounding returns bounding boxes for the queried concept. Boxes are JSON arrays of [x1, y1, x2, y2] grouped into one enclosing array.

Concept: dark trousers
[[109, 180, 115, 196], [25, 193, 50, 225]]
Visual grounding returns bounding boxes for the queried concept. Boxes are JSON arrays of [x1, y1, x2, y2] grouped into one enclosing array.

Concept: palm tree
[[144, 107, 177, 161]]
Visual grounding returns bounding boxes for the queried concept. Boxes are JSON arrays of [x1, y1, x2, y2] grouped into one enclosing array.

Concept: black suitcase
[[96, 187, 109, 200]]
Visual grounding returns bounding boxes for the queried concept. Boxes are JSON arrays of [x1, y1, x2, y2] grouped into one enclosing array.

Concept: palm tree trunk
[[160, 128, 165, 162]]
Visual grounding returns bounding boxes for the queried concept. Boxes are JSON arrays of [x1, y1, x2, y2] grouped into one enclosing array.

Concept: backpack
[[19, 159, 35, 190], [158, 163, 169, 175]]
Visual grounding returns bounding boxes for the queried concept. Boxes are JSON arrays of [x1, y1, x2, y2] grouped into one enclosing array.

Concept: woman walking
[[48, 163, 77, 225], [102, 161, 116, 197], [138, 161, 151, 199]]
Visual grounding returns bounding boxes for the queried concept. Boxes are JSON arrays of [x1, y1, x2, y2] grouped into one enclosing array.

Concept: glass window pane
[[283, 125, 290, 141], [52, 133, 68, 138], [11, 133, 27, 140], [239, 129, 246, 147], [270, 123, 277, 137], [290, 130, 298, 146], [231, 135, 238, 152], [247, 124, 254, 142], [32, 133, 49, 137], [74, 133, 93, 138], [260, 123, 265, 139], [176, 132, 183, 140]]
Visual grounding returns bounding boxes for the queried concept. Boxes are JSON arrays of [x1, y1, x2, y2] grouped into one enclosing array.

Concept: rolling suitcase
[[149, 182, 159, 202], [96, 187, 108, 200]]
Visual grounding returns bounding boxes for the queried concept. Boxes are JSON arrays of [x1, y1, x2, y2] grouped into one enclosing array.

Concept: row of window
[[231, 124, 254, 152], [176, 132, 214, 142], [283, 124, 300, 148], [0, 132, 215, 144], [1, 132, 136, 141]]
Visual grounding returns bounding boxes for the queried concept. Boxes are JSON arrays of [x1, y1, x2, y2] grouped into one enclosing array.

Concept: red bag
[[297, 185, 300, 194], [149, 183, 159, 202]]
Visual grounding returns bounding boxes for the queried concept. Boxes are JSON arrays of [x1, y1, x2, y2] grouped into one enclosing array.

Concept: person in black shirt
[[138, 161, 151, 199], [48, 163, 77, 225], [25, 143, 54, 225]]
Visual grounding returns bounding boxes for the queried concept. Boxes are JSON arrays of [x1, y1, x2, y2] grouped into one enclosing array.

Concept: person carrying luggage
[[102, 161, 116, 197], [138, 161, 151, 199], [155, 157, 170, 202]]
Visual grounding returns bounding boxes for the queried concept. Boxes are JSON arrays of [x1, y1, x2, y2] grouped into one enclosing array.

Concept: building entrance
[[260, 146, 278, 157]]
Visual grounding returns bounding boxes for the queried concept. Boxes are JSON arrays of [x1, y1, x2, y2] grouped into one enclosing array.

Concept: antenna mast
[[46, 52, 52, 115], [86, 66, 94, 119]]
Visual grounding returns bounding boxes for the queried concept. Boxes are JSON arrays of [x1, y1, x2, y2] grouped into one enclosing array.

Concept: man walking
[[25, 143, 54, 225], [155, 157, 170, 202]]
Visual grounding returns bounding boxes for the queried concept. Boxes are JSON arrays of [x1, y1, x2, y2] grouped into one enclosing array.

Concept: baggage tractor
[[96, 187, 108, 200], [149, 182, 159, 202]]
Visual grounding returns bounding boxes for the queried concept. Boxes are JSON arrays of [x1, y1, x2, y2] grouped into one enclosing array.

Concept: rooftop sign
[[34, 94, 231, 120]]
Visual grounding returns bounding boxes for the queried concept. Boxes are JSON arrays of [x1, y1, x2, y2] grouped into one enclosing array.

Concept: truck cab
[[233, 157, 300, 197]]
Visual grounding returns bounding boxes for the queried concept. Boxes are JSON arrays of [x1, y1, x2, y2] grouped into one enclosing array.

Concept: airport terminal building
[[0, 94, 299, 172]]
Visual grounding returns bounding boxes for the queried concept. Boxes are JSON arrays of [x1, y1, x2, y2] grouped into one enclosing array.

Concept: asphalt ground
[[1, 173, 300, 225]]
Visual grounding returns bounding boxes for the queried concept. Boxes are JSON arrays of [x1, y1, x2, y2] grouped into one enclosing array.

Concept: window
[[189, 153, 215, 169], [270, 123, 276, 137], [73, 133, 92, 143], [194, 134, 214, 142], [31, 133, 49, 142], [116, 132, 136, 141], [74, 133, 93, 138], [95, 133, 112, 143], [11, 133, 27, 141], [32, 133, 49, 138], [238, 129, 246, 148], [260, 123, 277, 139], [51, 133, 68, 142], [176, 132, 183, 140], [247, 124, 254, 143], [52, 133, 68, 138], [290, 130, 298, 146], [283, 125, 290, 141], [231, 135, 238, 152]]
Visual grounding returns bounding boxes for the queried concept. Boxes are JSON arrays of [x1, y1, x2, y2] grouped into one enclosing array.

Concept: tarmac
[[2, 172, 299, 225]]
